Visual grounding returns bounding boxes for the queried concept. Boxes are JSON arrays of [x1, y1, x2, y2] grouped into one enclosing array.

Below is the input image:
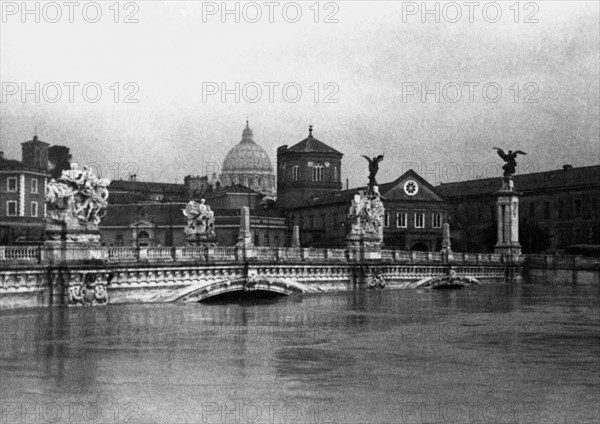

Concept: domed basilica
[[219, 121, 276, 196]]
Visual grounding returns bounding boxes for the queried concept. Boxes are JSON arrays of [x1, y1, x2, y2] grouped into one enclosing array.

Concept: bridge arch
[[177, 277, 319, 302], [412, 274, 481, 289]]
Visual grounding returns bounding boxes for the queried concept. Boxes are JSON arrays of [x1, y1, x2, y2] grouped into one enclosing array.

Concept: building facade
[[283, 170, 448, 250], [100, 203, 286, 247], [437, 165, 600, 253], [0, 137, 50, 244]]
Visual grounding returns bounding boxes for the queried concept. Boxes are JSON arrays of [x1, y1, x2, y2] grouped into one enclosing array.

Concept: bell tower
[[277, 125, 343, 209]]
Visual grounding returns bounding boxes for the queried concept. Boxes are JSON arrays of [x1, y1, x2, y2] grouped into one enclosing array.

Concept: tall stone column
[[237, 206, 253, 246], [291, 225, 300, 248], [494, 177, 521, 256]]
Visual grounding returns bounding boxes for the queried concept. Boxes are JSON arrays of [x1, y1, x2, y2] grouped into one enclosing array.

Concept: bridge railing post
[[301, 248, 309, 261]]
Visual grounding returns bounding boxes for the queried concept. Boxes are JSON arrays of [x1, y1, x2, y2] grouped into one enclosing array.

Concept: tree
[[48, 145, 72, 180]]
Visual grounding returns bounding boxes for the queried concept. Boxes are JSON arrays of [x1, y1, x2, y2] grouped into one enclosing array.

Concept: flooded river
[[1, 283, 599, 423]]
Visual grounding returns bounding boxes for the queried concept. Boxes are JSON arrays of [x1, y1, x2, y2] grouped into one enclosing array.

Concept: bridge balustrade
[[108, 247, 138, 262], [211, 247, 236, 261], [146, 247, 174, 262], [179, 247, 207, 262], [256, 247, 277, 261], [0, 244, 527, 265], [0, 246, 39, 263]]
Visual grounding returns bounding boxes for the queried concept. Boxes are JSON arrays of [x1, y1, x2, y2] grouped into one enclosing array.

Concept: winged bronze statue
[[362, 154, 384, 188], [493, 147, 527, 177]]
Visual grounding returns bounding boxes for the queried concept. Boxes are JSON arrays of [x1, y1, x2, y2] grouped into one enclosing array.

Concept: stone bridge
[[0, 245, 520, 309]]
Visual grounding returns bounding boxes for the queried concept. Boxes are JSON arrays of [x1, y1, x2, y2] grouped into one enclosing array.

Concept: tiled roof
[[436, 165, 600, 198], [206, 183, 263, 197], [109, 180, 187, 194], [282, 134, 343, 155]]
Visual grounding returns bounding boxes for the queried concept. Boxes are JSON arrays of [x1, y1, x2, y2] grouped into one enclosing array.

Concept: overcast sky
[[1, 1, 599, 187]]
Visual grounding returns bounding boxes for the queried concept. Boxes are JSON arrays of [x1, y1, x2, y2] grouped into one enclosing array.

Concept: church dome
[[220, 122, 276, 195], [222, 122, 273, 173]]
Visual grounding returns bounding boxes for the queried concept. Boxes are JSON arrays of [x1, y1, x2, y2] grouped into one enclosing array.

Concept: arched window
[[292, 165, 300, 181], [333, 166, 338, 181], [312, 164, 324, 181]]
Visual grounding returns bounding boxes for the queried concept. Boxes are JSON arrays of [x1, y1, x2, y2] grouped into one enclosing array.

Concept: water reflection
[[1, 283, 598, 423]]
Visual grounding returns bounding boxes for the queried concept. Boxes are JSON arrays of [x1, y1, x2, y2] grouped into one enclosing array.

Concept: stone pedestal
[[346, 189, 384, 261], [494, 177, 522, 256], [346, 234, 383, 260], [186, 233, 217, 247]]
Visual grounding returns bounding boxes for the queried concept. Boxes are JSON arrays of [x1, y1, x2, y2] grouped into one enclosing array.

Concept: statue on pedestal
[[183, 199, 216, 245], [346, 155, 386, 257], [45, 165, 110, 244], [493, 147, 527, 177], [361, 155, 384, 188], [493, 148, 523, 257]]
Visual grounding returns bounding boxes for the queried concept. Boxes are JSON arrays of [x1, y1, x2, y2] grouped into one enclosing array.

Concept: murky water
[[1, 284, 599, 424]]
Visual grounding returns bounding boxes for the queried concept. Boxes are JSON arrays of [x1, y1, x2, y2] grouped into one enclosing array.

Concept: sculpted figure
[[46, 165, 110, 227], [493, 147, 527, 177], [361, 154, 384, 187], [183, 199, 216, 237], [347, 191, 385, 236]]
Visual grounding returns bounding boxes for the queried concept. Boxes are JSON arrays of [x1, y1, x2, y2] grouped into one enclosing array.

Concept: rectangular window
[[543, 202, 550, 220], [432, 213, 442, 228], [396, 212, 407, 228], [415, 212, 425, 228], [31, 178, 38, 194], [574, 199, 582, 218], [254, 233, 260, 246], [7, 201, 17, 216], [321, 214, 326, 229], [528, 203, 535, 221], [7, 178, 17, 192], [384, 212, 390, 227], [292, 166, 300, 181], [573, 228, 582, 243], [31, 201, 38, 217], [558, 200, 564, 220]]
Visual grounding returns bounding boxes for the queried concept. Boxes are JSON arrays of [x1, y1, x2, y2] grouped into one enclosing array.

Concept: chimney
[[0, 151, 4, 160], [562, 164, 573, 171]]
